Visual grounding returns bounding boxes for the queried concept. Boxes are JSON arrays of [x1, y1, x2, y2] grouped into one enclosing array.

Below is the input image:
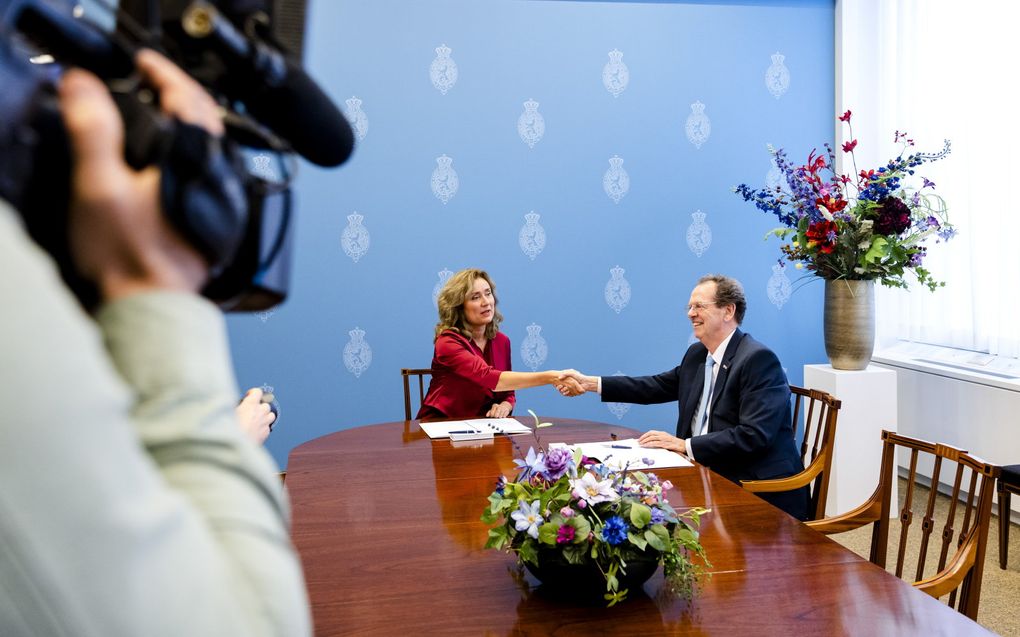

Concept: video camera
[[0, 0, 354, 311]]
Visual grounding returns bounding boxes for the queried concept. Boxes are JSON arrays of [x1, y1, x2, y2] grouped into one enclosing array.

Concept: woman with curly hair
[[417, 268, 578, 421]]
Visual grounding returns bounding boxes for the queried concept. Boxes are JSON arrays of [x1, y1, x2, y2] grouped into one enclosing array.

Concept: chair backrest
[[790, 385, 841, 520], [401, 368, 432, 421], [808, 430, 1000, 620]]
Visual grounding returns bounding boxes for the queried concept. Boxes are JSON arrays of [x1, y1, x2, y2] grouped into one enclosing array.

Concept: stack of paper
[[548, 438, 692, 469], [419, 417, 533, 440]]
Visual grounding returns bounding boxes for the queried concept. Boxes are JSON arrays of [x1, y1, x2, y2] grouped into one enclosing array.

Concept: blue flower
[[601, 516, 629, 546], [651, 508, 667, 525]]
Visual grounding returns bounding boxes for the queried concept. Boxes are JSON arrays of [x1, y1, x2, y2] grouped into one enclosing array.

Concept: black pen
[[449, 430, 480, 435], [609, 444, 631, 449]]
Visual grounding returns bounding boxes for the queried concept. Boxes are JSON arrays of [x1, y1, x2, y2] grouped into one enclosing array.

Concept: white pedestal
[[804, 364, 897, 517]]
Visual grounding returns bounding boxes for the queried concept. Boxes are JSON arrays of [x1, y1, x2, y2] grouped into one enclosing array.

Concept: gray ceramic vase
[[823, 279, 875, 370]]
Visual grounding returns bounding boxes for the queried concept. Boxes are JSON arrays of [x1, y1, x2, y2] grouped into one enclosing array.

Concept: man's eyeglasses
[[686, 301, 716, 313]]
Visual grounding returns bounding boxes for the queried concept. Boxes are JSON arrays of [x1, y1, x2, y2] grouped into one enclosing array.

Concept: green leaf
[[629, 502, 652, 529], [674, 527, 699, 549], [606, 574, 619, 594], [517, 539, 538, 566], [562, 544, 586, 565], [527, 408, 554, 428], [571, 516, 592, 542], [645, 524, 670, 552], [862, 235, 890, 264], [487, 491, 508, 514], [605, 590, 627, 607], [765, 227, 796, 241], [484, 526, 510, 550], [537, 522, 559, 546], [628, 531, 648, 551]]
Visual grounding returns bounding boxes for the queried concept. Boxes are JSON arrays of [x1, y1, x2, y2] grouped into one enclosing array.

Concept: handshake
[[550, 370, 599, 397]]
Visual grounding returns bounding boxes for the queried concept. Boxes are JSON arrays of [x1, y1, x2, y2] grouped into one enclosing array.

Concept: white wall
[[872, 360, 1019, 522]]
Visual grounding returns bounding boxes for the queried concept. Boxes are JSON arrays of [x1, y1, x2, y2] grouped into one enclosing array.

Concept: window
[[838, 0, 1020, 359]]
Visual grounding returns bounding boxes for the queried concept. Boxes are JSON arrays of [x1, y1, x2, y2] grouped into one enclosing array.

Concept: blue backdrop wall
[[227, 0, 834, 467]]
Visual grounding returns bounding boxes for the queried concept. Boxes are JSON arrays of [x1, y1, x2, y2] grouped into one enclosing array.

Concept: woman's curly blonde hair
[[434, 268, 503, 341]]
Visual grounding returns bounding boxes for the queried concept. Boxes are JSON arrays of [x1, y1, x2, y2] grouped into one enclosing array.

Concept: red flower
[[842, 139, 858, 153], [806, 151, 827, 173], [815, 195, 848, 215], [806, 220, 838, 254], [838, 110, 852, 122]]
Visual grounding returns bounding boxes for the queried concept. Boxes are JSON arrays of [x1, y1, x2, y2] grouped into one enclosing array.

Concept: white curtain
[[837, 0, 1020, 358]]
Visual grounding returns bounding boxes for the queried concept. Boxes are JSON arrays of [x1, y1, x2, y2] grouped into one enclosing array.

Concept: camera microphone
[[180, 1, 353, 168]]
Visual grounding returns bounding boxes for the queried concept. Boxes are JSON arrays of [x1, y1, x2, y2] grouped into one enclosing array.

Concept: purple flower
[[544, 447, 573, 480], [926, 216, 941, 229], [560, 506, 575, 518], [922, 177, 936, 189], [556, 525, 576, 544], [651, 508, 667, 525], [513, 447, 547, 481], [601, 516, 629, 546], [495, 475, 507, 496]]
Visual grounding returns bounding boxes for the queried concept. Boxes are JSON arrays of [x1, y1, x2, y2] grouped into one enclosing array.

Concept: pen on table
[[449, 430, 480, 434], [604, 444, 631, 449]]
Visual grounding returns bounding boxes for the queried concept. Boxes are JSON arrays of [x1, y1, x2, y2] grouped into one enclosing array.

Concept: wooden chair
[[998, 464, 1020, 569], [741, 385, 841, 521], [401, 368, 432, 421], [806, 430, 1000, 620]]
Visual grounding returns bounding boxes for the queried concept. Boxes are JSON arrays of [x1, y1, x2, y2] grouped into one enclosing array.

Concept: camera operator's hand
[[58, 49, 223, 302], [236, 387, 276, 445]]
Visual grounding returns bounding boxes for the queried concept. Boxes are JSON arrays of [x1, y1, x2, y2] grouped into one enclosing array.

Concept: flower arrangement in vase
[[734, 110, 957, 369], [481, 413, 709, 606]]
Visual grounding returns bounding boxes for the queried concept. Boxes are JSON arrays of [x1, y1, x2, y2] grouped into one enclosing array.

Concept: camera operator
[[0, 49, 310, 636]]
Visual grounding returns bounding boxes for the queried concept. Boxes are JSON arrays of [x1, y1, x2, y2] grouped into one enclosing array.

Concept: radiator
[[873, 343, 1020, 523]]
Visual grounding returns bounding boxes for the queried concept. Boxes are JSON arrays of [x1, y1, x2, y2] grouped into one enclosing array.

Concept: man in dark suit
[[563, 274, 808, 520]]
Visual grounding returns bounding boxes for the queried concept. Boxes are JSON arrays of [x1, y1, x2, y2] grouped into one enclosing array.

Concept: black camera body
[[0, 0, 352, 311]]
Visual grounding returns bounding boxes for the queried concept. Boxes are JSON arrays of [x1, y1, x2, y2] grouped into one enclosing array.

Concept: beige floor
[[828, 479, 1019, 636]]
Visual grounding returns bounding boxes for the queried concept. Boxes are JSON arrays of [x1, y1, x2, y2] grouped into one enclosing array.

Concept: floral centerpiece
[[734, 110, 955, 291], [481, 413, 709, 607]]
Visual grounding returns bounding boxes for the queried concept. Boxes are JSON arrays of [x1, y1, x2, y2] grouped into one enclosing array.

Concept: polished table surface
[[287, 418, 992, 636]]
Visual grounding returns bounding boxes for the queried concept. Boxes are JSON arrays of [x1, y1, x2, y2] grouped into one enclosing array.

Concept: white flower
[[570, 472, 619, 506], [510, 500, 543, 539]]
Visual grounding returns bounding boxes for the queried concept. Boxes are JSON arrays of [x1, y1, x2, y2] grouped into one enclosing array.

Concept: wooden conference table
[[287, 418, 991, 636]]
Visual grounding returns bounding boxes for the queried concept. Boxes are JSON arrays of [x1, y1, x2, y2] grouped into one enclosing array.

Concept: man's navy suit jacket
[[601, 328, 808, 519]]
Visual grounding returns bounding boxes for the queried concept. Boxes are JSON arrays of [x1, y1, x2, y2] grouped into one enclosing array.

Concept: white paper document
[[549, 438, 692, 469], [419, 417, 532, 440]]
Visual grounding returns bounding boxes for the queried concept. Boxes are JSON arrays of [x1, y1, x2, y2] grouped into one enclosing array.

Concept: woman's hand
[[554, 370, 591, 397], [486, 401, 513, 418]]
